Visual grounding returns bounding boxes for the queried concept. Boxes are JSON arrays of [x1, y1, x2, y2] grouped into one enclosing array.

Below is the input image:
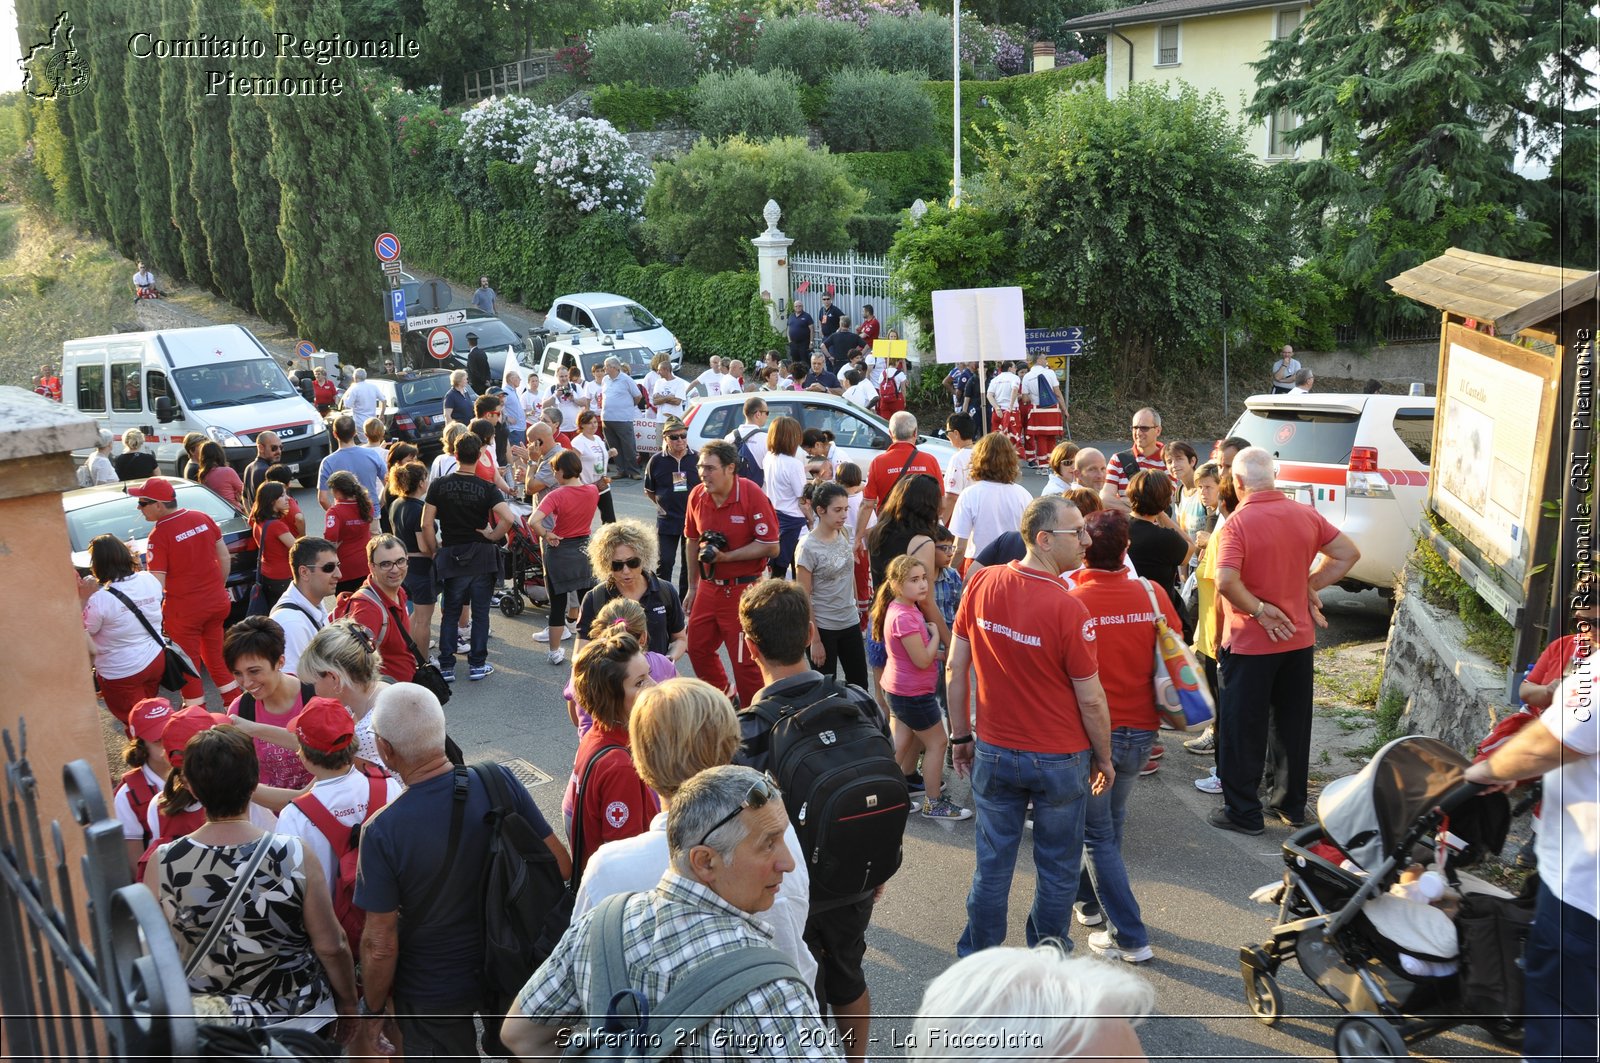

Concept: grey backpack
[[562, 892, 802, 1061]]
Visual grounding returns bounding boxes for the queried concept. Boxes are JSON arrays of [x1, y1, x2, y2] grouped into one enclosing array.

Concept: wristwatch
[[949, 734, 974, 746]]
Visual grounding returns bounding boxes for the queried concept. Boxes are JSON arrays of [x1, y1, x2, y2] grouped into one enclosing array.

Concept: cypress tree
[[16, 0, 87, 223], [229, 3, 287, 322], [83, 0, 140, 253], [267, 0, 391, 362], [188, 0, 252, 308], [158, 0, 210, 287], [123, 0, 181, 272], [62, 0, 105, 234]]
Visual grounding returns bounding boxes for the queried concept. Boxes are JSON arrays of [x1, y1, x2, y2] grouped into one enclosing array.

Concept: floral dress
[[156, 834, 330, 1024]]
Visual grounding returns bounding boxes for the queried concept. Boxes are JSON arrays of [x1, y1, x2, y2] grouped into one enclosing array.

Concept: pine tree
[[158, 0, 211, 287], [82, 0, 140, 254], [62, 0, 105, 234], [229, 3, 287, 322], [123, 0, 181, 272], [267, 0, 392, 362], [188, 0, 253, 308]]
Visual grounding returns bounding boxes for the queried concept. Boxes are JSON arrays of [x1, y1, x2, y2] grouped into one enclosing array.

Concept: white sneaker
[[533, 628, 571, 644], [547, 648, 566, 666], [1195, 768, 1223, 794], [1088, 930, 1153, 963]]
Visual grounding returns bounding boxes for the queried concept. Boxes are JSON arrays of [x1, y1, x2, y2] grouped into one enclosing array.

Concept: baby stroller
[[495, 505, 548, 616], [1238, 735, 1528, 1061]]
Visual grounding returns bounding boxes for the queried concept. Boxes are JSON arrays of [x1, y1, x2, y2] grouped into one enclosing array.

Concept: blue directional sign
[[1025, 326, 1085, 357], [390, 288, 407, 324]]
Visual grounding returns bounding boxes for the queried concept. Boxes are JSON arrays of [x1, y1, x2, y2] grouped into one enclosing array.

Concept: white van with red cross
[[1226, 392, 1437, 594]]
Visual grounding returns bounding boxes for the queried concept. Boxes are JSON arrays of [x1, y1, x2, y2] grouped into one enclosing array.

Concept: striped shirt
[[1105, 442, 1168, 497]]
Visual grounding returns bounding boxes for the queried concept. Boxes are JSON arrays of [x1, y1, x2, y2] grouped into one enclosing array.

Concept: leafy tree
[[822, 69, 937, 152], [61, 1, 105, 234], [14, 1, 80, 220], [122, 0, 180, 270], [187, 0, 253, 309], [754, 15, 865, 84], [268, 0, 391, 361], [1250, 0, 1599, 333], [590, 23, 697, 89], [887, 202, 1018, 342], [644, 135, 866, 272], [158, 0, 210, 287]]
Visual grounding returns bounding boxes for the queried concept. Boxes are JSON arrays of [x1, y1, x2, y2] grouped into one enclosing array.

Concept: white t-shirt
[[146, 798, 277, 839], [1022, 365, 1057, 405], [949, 481, 1033, 560], [344, 380, 381, 424], [570, 432, 611, 490], [1287, 385, 1310, 395], [727, 423, 768, 466], [694, 369, 724, 397], [649, 375, 690, 423], [843, 380, 876, 409], [1042, 472, 1073, 497], [718, 373, 744, 397], [1535, 658, 1598, 918], [541, 383, 587, 432], [275, 768, 404, 897], [763, 450, 808, 518], [84, 573, 167, 679], [428, 452, 459, 482], [943, 447, 973, 499], [572, 812, 818, 987], [987, 372, 1022, 410], [114, 764, 165, 840], [1272, 357, 1302, 386]]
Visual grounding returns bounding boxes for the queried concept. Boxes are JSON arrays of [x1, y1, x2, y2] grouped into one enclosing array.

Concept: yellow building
[[1061, 0, 1320, 163]]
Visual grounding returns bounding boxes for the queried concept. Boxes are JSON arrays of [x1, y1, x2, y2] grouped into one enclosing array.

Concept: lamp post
[[952, 0, 961, 207]]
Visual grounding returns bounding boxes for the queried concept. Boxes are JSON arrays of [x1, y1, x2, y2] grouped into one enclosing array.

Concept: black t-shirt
[[818, 303, 844, 338], [1127, 520, 1189, 625], [425, 472, 502, 547], [824, 330, 861, 371], [390, 496, 427, 553], [803, 370, 840, 391], [114, 450, 159, 482], [974, 531, 1026, 568], [644, 450, 698, 534], [577, 575, 686, 655], [182, 459, 200, 483]]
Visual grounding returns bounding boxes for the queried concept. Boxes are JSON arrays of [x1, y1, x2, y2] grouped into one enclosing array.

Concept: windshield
[[398, 374, 453, 405], [449, 319, 518, 350], [592, 303, 659, 333], [67, 483, 244, 551], [174, 359, 299, 410], [578, 346, 653, 379], [1231, 408, 1360, 465]]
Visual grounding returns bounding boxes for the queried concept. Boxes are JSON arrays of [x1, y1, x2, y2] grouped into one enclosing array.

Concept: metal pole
[[1222, 314, 1230, 418], [953, 0, 961, 207]]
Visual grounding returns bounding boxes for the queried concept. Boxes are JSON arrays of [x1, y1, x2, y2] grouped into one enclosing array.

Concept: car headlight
[[206, 426, 247, 448]]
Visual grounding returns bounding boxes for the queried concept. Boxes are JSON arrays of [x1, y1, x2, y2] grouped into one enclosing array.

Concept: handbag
[[374, 592, 452, 706], [104, 584, 199, 692], [1140, 579, 1214, 730]]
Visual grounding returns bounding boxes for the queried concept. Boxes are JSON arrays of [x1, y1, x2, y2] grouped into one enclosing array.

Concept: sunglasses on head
[[696, 772, 779, 848], [610, 556, 643, 572]]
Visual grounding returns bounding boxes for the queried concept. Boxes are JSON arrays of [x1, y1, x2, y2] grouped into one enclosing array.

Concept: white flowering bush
[[458, 96, 546, 175], [521, 111, 654, 218]]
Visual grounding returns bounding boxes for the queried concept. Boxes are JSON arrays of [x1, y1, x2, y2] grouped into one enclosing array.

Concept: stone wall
[[1379, 560, 1514, 756], [1299, 342, 1439, 391], [625, 129, 701, 161]]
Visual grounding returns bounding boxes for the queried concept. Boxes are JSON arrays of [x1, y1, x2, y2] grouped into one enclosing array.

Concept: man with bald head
[[1073, 448, 1108, 496], [242, 431, 280, 510]]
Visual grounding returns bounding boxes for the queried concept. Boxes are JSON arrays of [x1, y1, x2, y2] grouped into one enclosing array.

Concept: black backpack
[[733, 426, 765, 488], [738, 678, 908, 899]]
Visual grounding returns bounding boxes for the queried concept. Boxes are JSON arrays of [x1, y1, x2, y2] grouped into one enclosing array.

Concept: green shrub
[[590, 23, 697, 89], [591, 83, 695, 131], [823, 69, 938, 152], [846, 212, 902, 254], [923, 55, 1106, 171], [863, 12, 953, 77], [754, 15, 864, 83], [645, 135, 866, 272], [611, 262, 784, 361], [693, 69, 807, 141], [1412, 516, 1516, 668], [798, 83, 830, 126], [839, 149, 949, 210]]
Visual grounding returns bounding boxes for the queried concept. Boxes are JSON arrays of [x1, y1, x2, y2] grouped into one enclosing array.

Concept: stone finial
[[910, 199, 928, 225], [763, 199, 782, 234]]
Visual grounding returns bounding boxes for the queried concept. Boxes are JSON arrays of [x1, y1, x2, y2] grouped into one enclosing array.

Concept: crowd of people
[[70, 342, 1597, 1063]]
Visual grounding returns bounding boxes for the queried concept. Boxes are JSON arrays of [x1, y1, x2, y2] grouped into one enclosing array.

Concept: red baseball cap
[[288, 697, 355, 755], [160, 705, 225, 766], [129, 478, 176, 504], [128, 697, 176, 743]]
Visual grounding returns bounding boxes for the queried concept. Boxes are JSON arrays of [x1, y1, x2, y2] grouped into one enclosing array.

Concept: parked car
[[402, 313, 523, 378], [1226, 392, 1436, 594], [680, 391, 958, 472], [543, 292, 682, 369], [328, 369, 454, 456], [64, 477, 261, 622], [531, 332, 654, 390]]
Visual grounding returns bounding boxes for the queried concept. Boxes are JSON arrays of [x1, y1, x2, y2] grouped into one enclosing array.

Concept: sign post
[[406, 309, 469, 332], [373, 233, 401, 262], [1025, 326, 1085, 412], [426, 327, 454, 360], [294, 340, 316, 361]]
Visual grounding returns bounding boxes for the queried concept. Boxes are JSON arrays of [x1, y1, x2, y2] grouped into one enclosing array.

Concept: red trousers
[[854, 550, 872, 631], [98, 651, 164, 730], [1024, 407, 1064, 463], [995, 406, 1024, 456], [686, 582, 765, 708], [166, 596, 235, 702]]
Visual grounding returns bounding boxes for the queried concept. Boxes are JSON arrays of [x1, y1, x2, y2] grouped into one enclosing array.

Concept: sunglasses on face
[[696, 772, 779, 848], [610, 556, 643, 572], [136, 498, 158, 508], [309, 561, 341, 574], [666, 433, 687, 441]]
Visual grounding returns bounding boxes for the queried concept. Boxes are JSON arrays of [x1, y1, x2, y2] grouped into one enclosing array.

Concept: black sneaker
[[905, 772, 926, 795], [1207, 808, 1264, 836], [1266, 807, 1306, 828]]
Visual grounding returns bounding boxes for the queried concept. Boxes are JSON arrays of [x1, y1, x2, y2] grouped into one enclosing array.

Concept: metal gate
[[0, 720, 198, 1061], [788, 251, 903, 340]]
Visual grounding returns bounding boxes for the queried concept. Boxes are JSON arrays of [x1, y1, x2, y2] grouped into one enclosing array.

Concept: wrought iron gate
[[0, 720, 198, 1061], [788, 251, 904, 338]]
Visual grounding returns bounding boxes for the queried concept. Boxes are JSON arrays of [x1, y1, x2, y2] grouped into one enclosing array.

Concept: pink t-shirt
[[882, 600, 937, 696]]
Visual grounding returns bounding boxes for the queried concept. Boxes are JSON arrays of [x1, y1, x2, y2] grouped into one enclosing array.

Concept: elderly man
[[1288, 367, 1315, 394], [598, 356, 643, 478], [501, 367, 528, 447], [270, 536, 341, 674], [948, 495, 1112, 955], [1103, 408, 1167, 514], [855, 411, 943, 554], [501, 765, 838, 1063], [343, 367, 382, 427], [786, 299, 815, 364], [355, 683, 567, 1060], [649, 357, 690, 423], [1210, 447, 1358, 834], [691, 355, 725, 399], [240, 430, 280, 510], [522, 422, 566, 506], [804, 353, 842, 395]]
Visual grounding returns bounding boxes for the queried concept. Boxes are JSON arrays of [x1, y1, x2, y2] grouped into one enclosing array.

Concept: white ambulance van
[[61, 324, 329, 484]]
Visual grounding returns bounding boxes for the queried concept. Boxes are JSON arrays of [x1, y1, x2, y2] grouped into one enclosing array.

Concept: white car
[[680, 391, 957, 473], [544, 292, 682, 369], [1226, 392, 1436, 594]]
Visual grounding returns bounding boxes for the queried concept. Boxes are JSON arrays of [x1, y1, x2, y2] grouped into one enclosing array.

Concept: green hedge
[[798, 83, 830, 126], [839, 148, 949, 211], [591, 84, 695, 132], [610, 263, 784, 362], [846, 213, 902, 254], [922, 56, 1105, 168]]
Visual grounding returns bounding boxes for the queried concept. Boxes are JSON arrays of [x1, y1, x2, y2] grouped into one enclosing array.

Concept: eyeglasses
[[1049, 527, 1092, 541], [374, 558, 409, 571], [935, 543, 956, 552], [665, 433, 687, 441], [263, 446, 281, 453], [135, 498, 158, 508], [610, 556, 643, 572], [309, 561, 341, 573], [696, 773, 779, 848], [1131, 425, 1158, 432]]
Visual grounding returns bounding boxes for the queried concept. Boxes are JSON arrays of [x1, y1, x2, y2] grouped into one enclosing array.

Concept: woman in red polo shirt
[[563, 630, 658, 876], [248, 483, 297, 610], [323, 471, 373, 595], [530, 449, 601, 665], [1065, 509, 1183, 965]]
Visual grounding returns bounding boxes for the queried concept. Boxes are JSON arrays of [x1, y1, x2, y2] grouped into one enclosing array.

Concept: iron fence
[[788, 251, 904, 340]]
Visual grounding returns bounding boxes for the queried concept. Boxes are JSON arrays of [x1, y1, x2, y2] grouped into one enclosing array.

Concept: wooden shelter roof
[[1388, 248, 1598, 336]]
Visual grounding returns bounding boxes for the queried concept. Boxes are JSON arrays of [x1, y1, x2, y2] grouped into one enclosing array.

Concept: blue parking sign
[[390, 289, 407, 324]]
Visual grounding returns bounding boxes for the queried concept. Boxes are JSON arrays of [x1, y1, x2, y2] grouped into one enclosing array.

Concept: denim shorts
[[888, 691, 943, 731], [866, 635, 887, 670], [402, 557, 437, 606]]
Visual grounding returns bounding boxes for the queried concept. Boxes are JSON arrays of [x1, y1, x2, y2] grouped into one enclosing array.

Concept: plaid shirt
[[516, 871, 841, 1061], [934, 565, 963, 626]]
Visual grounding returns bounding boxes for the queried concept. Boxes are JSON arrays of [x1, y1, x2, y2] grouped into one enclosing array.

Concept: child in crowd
[[563, 600, 677, 737], [113, 697, 175, 876], [802, 428, 839, 482], [263, 464, 306, 536], [873, 555, 970, 821], [836, 462, 873, 628]]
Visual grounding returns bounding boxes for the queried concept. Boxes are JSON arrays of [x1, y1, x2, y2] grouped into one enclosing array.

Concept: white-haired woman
[[81, 429, 118, 486]]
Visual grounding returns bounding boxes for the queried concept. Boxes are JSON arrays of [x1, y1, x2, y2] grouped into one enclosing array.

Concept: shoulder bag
[[1140, 579, 1214, 730], [104, 584, 199, 693], [368, 588, 452, 706]]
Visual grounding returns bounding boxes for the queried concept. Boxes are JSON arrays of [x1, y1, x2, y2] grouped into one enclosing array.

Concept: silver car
[[545, 292, 682, 369], [679, 391, 957, 471]]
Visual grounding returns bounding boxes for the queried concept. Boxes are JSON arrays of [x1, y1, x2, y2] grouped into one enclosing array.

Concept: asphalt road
[[286, 466, 1507, 1063]]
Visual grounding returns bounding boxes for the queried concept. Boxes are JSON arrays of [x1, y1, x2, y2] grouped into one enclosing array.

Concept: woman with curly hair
[[574, 517, 687, 661], [949, 432, 1032, 568]]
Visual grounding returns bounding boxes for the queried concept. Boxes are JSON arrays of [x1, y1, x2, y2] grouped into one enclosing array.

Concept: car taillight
[[1346, 446, 1391, 497], [1348, 446, 1378, 472], [393, 414, 415, 431]]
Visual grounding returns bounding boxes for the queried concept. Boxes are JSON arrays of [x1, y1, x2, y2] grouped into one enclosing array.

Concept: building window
[[1156, 23, 1180, 66], [1275, 7, 1302, 39], [1269, 106, 1302, 157]]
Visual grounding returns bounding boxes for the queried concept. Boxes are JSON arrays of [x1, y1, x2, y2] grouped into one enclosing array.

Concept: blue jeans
[[1523, 880, 1599, 1063], [438, 568, 494, 669], [1076, 727, 1156, 948], [958, 740, 1091, 956]]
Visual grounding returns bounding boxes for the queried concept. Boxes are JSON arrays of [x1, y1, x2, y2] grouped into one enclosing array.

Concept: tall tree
[[62, 0, 106, 234], [82, 0, 140, 254], [188, 0, 253, 308], [123, 0, 181, 271], [1250, 0, 1599, 330], [229, 3, 287, 321], [158, 0, 211, 287], [268, 0, 392, 362], [15, 0, 87, 223]]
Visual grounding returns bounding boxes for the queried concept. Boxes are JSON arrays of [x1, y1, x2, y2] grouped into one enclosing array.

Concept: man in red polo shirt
[[1211, 447, 1358, 835], [1102, 407, 1170, 514], [854, 411, 943, 553], [947, 494, 1112, 956], [683, 440, 778, 706], [332, 535, 417, 684], [134, 478, 239, 707]]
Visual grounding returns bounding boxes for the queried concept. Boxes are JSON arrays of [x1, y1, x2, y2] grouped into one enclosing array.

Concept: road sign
[[373, 233, 401, 262], [295, 340, 315, 360], [417, 279, 452, 314], [406, 309, 468, 332], [1025, 326, 1086, 358], [427, 327, 454, 360], [381, 259, 404, 276], [388, 321, 403, 355], [389, 289, 407, 324]]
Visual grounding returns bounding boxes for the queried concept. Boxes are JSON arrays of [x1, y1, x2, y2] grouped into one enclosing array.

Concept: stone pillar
[[1032, 40, 1056, 72], [751, 199, 794, 333]]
